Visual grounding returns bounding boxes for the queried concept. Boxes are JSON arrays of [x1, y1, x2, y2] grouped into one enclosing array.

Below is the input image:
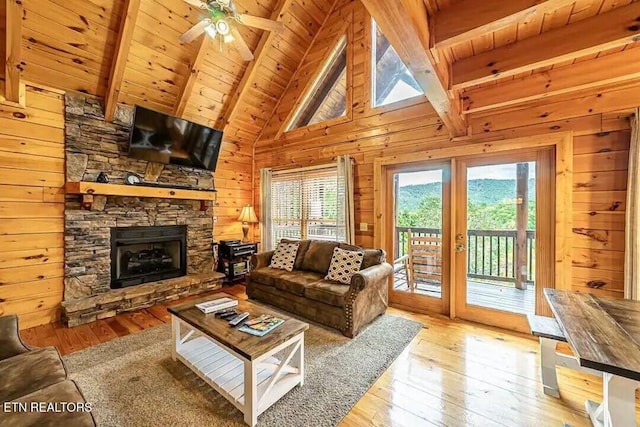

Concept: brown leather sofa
[[247, 240, 393, 337], [0, 315, 96, 427]]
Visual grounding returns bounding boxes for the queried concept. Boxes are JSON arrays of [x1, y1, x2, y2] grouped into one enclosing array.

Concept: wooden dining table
[[544, 289, 640, 427]]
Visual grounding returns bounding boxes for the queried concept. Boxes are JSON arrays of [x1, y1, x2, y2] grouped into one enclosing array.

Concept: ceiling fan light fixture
[[204, 23, 218, 38], [215, 19, 231, 35]]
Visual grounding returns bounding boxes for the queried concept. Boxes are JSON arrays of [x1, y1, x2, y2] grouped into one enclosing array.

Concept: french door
[[383, 148, 555, 332], [384, 161, 452, 315], [453, 149, 554, 333]]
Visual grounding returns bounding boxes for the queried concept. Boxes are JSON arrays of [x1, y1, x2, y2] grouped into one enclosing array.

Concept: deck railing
[[273, 222, 338, 242], [396, 226, 535, 284]]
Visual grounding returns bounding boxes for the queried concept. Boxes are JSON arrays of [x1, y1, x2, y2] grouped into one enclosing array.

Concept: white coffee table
[[168, 295, 308, 426]]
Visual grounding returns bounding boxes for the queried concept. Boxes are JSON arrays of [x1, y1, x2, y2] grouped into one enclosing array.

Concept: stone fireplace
[[61, 94, 223, 327]]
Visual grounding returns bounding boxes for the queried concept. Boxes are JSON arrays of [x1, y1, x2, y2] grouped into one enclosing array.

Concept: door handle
[[456, 243, 466, 253]]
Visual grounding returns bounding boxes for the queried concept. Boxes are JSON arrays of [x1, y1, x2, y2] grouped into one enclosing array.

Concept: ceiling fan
[[180, 0, 284, 61]]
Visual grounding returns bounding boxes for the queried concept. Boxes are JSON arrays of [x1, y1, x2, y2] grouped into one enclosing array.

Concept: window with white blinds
[[271, 165, 339, 244]]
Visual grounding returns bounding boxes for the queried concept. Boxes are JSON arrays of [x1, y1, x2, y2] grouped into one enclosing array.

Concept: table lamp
[[237, 205, 258, 243]]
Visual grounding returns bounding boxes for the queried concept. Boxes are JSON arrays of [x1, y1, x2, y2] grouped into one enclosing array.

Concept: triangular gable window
[[286, 35, 348, 132], [371, 19, 424, 108]]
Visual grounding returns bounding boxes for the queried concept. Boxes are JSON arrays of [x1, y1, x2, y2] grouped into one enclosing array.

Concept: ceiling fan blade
[[182, 0, 208, 9], [238, 14, 284, 32], [230, 26, 254, 61], [180, 19, 211, 43]]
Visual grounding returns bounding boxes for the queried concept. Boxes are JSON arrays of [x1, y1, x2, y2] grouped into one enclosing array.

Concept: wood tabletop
[[544, 289, 640, 381], [167, 293, 309, 361]]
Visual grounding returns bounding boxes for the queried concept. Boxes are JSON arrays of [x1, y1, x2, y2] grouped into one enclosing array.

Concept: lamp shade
[[237, 205, 258, 223]]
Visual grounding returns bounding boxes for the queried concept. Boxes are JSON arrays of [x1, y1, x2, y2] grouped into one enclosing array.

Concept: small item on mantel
[[96, 172, 109, 183], [125, 173, 142, 185]]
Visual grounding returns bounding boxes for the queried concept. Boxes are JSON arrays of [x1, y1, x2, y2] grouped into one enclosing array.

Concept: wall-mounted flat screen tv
[[128, 106, 223, 172]]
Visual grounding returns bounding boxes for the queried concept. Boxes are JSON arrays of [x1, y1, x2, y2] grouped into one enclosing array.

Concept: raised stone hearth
[[62, 94, 222, 326], [62, 272, 224, 327]]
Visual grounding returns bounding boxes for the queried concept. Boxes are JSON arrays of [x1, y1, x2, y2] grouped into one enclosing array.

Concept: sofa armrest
[[0, 314, 31, 361], [251, 250, 275, 270], [350, 262, 393, 293]]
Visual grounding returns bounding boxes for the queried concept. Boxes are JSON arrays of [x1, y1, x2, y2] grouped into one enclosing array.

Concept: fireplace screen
[[110, 225, 187, 289]]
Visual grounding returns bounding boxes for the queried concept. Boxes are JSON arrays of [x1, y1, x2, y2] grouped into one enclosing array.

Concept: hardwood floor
[[20, 285, 248, 355], [21, 285, 640, 426]]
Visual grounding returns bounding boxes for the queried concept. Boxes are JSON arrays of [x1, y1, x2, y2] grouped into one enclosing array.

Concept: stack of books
[[195, 297, 238, 314], [239, 315, 284, 337]]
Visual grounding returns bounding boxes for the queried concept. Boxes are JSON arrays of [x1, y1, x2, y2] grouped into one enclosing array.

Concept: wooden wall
[[571, 131, 628, 298], [0, 85, 65, 328], [254, 0, 633, 298]]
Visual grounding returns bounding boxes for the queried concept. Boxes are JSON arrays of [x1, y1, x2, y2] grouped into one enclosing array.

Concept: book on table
[[239, 315, 284, 337], [195, 297, 238, 314]]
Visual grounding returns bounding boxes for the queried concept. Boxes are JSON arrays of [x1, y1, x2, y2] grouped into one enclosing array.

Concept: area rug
[[63, 314, 422, 427]]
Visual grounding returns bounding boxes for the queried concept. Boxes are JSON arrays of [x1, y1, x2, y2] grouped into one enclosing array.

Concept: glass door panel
[[464, 162, 536, 315], [453, 149, 553, 333], [387, 163, 450, 314]]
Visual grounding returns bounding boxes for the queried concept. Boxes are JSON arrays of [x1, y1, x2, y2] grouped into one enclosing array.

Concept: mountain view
[[398, 179, 536, 230]]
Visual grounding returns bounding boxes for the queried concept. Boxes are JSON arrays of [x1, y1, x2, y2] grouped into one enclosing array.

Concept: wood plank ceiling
[[424, 0, 640, 133], [1, 0, 639, 139], [355, 0, 640, 137], [0, 0, 336, 146]]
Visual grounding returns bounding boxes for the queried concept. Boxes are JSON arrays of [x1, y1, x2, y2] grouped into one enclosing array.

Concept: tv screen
[[128, 106, 223, 172]]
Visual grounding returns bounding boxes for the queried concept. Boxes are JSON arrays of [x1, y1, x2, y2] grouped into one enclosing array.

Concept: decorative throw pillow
[[270, 241, 300, 272], [325, 247, 364, 285]]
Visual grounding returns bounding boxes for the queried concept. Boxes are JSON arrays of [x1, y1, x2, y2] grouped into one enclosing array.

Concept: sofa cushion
[[281, 239, 311, 270], [325, 247, 364, 285], [2, 380, 96, 427], [339, 243, 385, 270], [362, 249, 385, 269], [300, 241, 339, 274], [305, 280, 351, 307], [275, 271, 325, 296], [270, 241, 300, 271], [338, 243, 362, 252], [249, 267, 291, 287], [0, 347, 67, 402]]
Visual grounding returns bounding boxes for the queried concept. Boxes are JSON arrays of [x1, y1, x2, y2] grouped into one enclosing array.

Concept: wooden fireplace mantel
[[65, 182, 216, 210]]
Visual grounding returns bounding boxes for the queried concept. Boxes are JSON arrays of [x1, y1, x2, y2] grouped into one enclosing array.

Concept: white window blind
[[271, 165, 339, 245]]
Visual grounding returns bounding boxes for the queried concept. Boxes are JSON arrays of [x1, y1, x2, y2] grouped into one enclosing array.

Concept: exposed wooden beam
[[452, 2, 640, 89], [219, 0, 290, 130], [174, 36, 210, 118], [104, 0, 140, 122], [432, 0, 574, 49], [463, 48, 640, 114], [3, 0, 24, 106], [469, 80, 640, 134], [360, 0, 467, 137]]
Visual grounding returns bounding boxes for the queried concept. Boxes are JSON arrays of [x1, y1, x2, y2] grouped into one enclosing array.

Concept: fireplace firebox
[[110, 225, 187, 289]]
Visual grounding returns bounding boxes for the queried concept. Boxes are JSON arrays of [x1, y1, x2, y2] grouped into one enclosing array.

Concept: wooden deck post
[[516, 163, 529, 290]]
